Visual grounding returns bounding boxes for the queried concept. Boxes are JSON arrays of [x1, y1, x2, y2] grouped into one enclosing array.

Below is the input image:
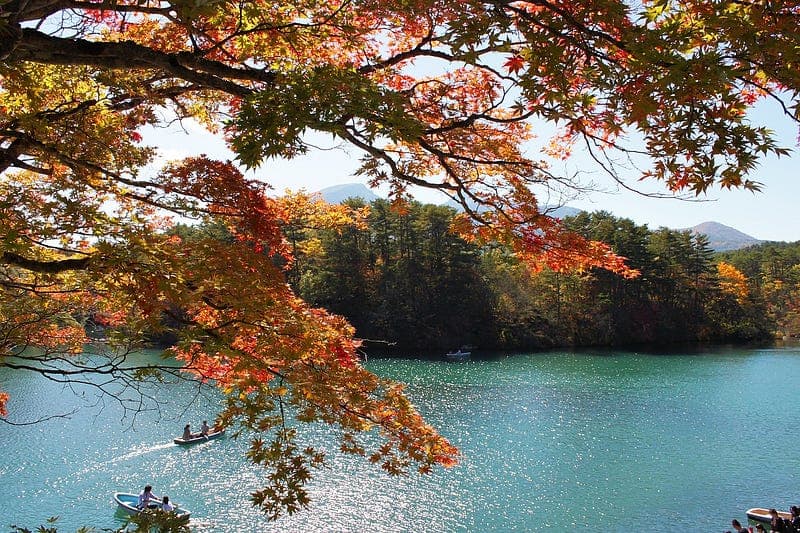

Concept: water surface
[[1, 346, 798, 531]]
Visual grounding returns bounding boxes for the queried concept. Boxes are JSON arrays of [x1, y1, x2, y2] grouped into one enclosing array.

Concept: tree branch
[[1, 251, 91, 273], [8, 28, 275, 97]]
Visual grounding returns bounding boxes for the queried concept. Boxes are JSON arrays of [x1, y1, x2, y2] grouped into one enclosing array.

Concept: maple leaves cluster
[[1, 0, 798, 518]]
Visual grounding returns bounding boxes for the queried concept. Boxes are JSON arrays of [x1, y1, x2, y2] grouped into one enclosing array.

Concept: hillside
[[687, 221, 762, 251], [315, 185, 765, 251], [317, 183, 380, 204], [442, 198, 581, 219]]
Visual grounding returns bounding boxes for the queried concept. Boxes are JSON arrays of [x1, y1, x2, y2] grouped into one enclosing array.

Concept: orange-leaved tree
[[1, 0, 798, 518]]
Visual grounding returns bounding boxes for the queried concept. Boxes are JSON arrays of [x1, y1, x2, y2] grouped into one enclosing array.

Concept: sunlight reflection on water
[[1, 347, 799, 531]]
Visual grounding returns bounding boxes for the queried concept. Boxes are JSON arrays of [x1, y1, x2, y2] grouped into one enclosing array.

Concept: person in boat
[[200, 420, 210, 436], [730, 519, 748, 533], [161, 495, 174, 512], [182, 424, 193, 440], [731, 519, 752, 533], [756, 524, 766, 533], [137, 485, 160, 509], [770, 508, 791, 532], [791, 506, 800, 531]]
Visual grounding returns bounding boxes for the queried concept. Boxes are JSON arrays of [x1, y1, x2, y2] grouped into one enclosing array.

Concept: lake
[[1, 345, 799, 532]]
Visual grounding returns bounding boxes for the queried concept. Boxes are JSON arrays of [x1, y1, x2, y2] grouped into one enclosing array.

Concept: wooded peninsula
[[174, 199, 798, 356]]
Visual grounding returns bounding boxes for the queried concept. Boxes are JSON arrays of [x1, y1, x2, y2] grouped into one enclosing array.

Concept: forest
[[220, 198, 799, 356]]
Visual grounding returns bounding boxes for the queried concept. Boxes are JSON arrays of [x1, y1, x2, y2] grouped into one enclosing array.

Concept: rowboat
[[112, 492, 190, 518], [745, 507, 792, 523], [173, 428, 225, 445], [445, 348, 471, 362]]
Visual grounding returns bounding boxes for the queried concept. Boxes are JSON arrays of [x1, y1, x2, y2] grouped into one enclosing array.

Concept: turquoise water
[[1, 346, 799, 532]]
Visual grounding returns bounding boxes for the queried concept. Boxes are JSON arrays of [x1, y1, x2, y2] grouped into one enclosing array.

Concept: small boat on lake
[[112, 492, 191, 518], [445, 347, 471, 362], [173, 428, 225, 445], [745, 507, 792, 524]]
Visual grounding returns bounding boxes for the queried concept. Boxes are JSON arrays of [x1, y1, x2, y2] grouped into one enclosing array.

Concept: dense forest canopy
[[718, 240, 800, 338], [276, 202, 777, 352], [2, 0, 800, 519]]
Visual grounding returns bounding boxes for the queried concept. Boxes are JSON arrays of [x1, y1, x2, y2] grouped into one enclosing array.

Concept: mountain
[[317, 183, 380, 204], [545, 205, 582, 219], [687, 221, 762, 251], [315, 186, 763, 250], [442, 198, 581, 219], [318, 184, 584, 220]]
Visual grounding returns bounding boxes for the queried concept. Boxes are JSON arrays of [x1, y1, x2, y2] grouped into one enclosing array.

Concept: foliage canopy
[[1, 0, 798, 518]]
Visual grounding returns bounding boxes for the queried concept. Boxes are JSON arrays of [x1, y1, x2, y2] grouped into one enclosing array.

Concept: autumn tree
[[720, 242, 800, 337], [717, 261, 749, 303], [1, 0, 798, 519], [294, 197, 376, 336]]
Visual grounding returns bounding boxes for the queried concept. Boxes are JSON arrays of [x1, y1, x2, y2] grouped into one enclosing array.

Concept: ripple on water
[[2, 348, 800, 531]]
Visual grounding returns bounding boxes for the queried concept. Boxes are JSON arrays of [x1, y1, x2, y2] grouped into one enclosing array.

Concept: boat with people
[[745, 507, 792, 524], [112, 492, 191, 518], [173, 427, 225, 445], [445, 346, 471, 362]]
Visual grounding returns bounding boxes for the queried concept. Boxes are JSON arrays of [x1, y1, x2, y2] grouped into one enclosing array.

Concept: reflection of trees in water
[[0, 346, 215, 428]]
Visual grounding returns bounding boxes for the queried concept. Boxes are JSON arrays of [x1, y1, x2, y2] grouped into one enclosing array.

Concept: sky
[[145, 98, 800, 243]]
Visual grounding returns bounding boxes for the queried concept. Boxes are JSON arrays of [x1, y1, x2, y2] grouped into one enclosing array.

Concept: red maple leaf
[[503, 54, 525, 74]]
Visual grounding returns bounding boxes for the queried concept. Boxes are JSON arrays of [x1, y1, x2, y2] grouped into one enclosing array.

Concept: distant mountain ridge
[[441, 197, 581, 219], [685, 221, 762, 251], [316, 184, 764, 251], [316, 183, 379, 204], [318, 184, 580, 219]]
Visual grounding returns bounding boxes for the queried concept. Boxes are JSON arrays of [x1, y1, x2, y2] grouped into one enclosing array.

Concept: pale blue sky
[[145, 98, 799, 243]]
